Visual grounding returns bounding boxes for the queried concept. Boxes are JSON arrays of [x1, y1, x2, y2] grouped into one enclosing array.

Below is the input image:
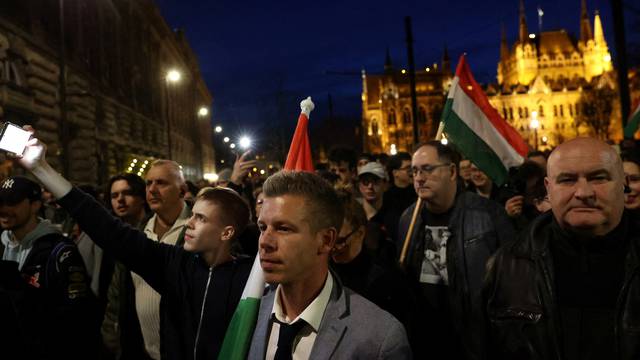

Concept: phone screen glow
[[0, 124, 30, 155]]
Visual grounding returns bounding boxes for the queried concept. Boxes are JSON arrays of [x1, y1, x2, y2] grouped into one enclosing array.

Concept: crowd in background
[[2, 134, 640, 360]]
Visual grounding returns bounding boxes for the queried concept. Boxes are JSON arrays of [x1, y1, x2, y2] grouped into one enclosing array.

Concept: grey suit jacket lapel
[[248, 288, 276, 360], [309, 274, 349, 360]]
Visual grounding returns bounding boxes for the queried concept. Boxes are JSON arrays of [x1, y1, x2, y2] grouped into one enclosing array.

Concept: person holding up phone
[[14, 127, 253, 360]]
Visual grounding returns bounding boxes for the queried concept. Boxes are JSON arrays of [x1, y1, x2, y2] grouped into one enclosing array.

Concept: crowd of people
[[1, 129, 640, 360]]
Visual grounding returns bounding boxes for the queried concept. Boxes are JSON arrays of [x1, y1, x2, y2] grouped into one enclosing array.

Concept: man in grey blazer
[[248, 171, 411, 360]]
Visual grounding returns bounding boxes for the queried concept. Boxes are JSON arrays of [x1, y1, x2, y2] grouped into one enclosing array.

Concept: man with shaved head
[[485, 137, 640, 360]]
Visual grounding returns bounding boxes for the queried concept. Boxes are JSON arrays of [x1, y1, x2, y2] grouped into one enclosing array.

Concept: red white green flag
[[284, 97, 315, 172], [441, 55, 528, 185], [623, 99, 640, 139], [217, 97, 315, 360]]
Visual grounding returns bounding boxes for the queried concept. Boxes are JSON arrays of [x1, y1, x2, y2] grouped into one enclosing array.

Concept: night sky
[[155, 0, 637, 147]]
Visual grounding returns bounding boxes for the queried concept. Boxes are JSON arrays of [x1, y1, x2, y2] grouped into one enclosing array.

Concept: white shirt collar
[[271, 272, 333, 332], [144, 202, 191, 241]]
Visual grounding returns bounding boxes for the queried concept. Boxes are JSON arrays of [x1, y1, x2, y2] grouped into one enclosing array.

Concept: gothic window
[[418, 106, 427, 124], [539, 105, 544, 117], [388, 110, 396, 125], [372, 119, 379, 136], [560, 105, 564, 117], [569, 104, 574, 116], [502, 107, 507, 120], [509, 108, 514, 120], [518, 107, 523, 119], [402, 108, 411, 124], [554, 105, 558, 117], [525, 107, 529, 118]]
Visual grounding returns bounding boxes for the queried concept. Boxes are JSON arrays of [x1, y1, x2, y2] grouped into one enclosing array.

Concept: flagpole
[[399, 123, 443, 266], [218, 97, 316, 360]]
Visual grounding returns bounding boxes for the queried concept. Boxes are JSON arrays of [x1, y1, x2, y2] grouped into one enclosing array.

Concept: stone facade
[[0, 0, 215, 184]]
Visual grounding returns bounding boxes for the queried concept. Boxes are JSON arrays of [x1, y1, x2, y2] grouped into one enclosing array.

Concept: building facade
[[0, 0, 215, 184], [487, 0, 621, 148], [362, 49, 452, 153]]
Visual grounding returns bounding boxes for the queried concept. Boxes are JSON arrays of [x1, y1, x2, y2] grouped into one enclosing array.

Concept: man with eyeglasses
[[331, 191, 418, 353], [397, 141, 514, 360]]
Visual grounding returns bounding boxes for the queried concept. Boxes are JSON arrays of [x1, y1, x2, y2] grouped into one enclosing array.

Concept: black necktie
[[274, 320, 307, 360]]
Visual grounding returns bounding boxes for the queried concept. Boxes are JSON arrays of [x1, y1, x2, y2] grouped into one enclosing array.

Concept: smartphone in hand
[[0, 122, 31, 155]]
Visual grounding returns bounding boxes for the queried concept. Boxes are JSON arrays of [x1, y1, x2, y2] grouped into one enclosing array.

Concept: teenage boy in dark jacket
[[16, 133, 253, 360]]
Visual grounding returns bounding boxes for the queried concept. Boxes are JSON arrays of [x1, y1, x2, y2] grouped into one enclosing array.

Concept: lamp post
[[530, 110, 540, 150], [165, 69, 181, 159]]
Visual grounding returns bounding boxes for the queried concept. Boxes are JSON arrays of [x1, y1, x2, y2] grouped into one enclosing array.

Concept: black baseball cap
[[0, 176, 42, 205]]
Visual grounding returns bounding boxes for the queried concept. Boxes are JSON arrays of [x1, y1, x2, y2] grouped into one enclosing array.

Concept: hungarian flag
[[623, 99, 640, 139], [284, 97, 315, 172], [441, 55, 528, 185], [217, 97, 315, 360]]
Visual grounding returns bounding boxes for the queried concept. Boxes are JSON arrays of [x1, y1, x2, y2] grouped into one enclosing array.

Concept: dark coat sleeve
[[491, 202, 517, 249], [57, 187, 182, 293]]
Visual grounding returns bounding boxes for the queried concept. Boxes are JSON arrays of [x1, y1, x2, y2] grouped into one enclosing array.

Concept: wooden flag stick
[[399, 123, 444, 266], [399, 197, 422, 266]]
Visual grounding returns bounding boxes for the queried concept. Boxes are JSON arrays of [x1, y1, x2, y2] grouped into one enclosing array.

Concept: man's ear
[[220, 226, 236, 242], [544, 177, 550, 198], [317, 227, 337, 255], [179, 183, 188, 198], [450, 164, 458, 181]]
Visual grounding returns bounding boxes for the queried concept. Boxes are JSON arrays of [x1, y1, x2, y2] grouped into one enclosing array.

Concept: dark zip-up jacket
[[58, 187, 252, 360], [398, 190, 515, 360], [0, 231, 97, 359], [484, 211, 640, 360]]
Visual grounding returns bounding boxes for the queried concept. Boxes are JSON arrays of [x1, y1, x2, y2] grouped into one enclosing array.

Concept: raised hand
[[504, 195, 524, 218], [230, 150, 258, 186], [15, 125, 48, 171]]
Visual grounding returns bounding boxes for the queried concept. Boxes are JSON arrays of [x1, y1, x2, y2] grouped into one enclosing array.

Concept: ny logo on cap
[[1, 179, 14, 189]]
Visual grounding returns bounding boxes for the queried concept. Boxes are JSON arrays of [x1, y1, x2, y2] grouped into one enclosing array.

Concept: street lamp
[[166, 69, 181, 83], [239, 136, 251, 150], [530, 111, 540, 150], [198, 107, 209, 117], [214, 125, 223, 133], [223, 136, 230, 143], [230, 143, 236, 149]]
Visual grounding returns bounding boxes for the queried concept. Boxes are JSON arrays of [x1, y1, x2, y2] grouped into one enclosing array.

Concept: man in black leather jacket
[[484, 137, 640, 360], [398, 141, 515, 360]]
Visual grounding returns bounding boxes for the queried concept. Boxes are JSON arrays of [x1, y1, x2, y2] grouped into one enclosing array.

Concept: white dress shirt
[[265, 273, 334, 360], [131, 203, 191, 360]]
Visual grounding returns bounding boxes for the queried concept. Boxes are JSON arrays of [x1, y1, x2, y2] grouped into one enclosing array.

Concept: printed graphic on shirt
[[420, 225, 451, 285]]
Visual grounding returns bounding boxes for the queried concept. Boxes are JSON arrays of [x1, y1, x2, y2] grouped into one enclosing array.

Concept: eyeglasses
[[398, 166, 412, 173], [411, 163, 451, 177], [335, 228, 359, 246]]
